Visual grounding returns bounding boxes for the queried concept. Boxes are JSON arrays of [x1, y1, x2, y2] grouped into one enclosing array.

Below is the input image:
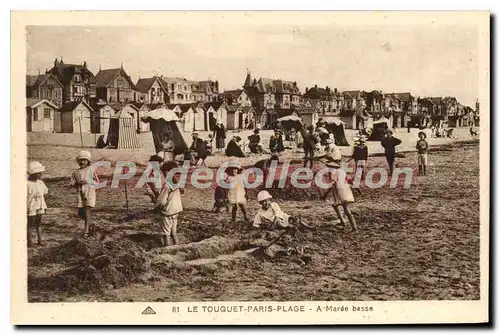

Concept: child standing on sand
[[226, 164, 250, 223], [71, 150, 99, 238], [154, 161, 183, 246], [322, 161, 358, 232], [27, 161, 49, 247], [348, 135, 368, 181], [416, 131, 429, 176], [212, 181, 230, 213]]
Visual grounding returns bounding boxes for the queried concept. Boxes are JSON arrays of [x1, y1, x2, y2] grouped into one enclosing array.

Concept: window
[[74, 75, 80, 83], [43, 108, 51, 119], [33, 108, 41, 121]]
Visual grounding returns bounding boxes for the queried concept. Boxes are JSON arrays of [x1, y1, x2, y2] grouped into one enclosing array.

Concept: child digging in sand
[[71, 150, 99, 238], [226, 164, 250, 224], [27, 161, 49, 247], [322, 161, 358, 232], [154, 161, 183, 246]]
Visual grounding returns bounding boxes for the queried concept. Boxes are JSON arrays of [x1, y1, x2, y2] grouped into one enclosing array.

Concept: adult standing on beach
[[381, 129, 402, 175], [213, 122, 227, 154]]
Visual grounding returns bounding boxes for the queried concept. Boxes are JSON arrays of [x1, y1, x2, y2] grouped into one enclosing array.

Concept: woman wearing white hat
[[70, 150, 100, 237], [27, 161, 49, 247]]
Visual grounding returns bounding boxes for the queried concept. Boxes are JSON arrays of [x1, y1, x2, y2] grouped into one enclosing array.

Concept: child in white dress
[[70, 150, 99, 238], [322, 161, 358, 231], [226, 165, 250, 223], [27, 161, 49, 247]]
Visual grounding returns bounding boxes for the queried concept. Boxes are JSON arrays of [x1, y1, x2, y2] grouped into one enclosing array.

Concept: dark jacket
[[353, 144, 368, 161], [381, 137, 402, 156], [416, 139, 429, 154]]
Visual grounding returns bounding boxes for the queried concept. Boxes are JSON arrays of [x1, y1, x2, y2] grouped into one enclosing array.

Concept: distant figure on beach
[[381, 129, 402, 175]]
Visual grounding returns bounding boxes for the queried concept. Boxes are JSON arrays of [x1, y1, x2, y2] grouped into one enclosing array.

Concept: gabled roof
[[89, 99, 115, 112], [26, 74, 64, 89], [295, 106, 319, 115], [343, 90, 363, 99], [26, 98, 59, 109], [227, 103, 242, 113], [147, 102, 166, 110], [95, 68, 135, 88], [211, 101, 227, 110], [110, 102, 139, 112], [49, 62, 96, 84], [221, 89, 243, 99], [26, 75, 38, 87], [254, 78, 300, 94], [386, 92, 413, 102], [60, 100, 94, 113], [166, 103, 181, 110], [178, 104, 193, 114], [131, 102, 150, 110], [135, 76, 167, 93]]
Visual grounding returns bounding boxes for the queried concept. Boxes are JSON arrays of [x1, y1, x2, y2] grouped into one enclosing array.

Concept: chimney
[[334, 88, 338, 94], [54, 58, 59, 67], [305, 87, 308, 93], [314, 84, 318, 89], [326, 86, 330, 93], [83, 61, 87, 69], [293, 81, 297, 87], [215, 80, 219, 92]]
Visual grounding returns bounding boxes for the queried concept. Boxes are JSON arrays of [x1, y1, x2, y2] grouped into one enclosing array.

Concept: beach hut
[[323, 117, 349, 146], [367, 117, 390, 141], [141, 107, 188, 155], [106, 110, 141, 149]]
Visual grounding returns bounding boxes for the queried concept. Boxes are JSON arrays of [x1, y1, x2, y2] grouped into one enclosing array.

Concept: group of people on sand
[[26, 124, 432, 248]]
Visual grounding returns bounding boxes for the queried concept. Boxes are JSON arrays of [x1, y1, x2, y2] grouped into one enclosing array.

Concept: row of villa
[[26, 58, 479, 133]]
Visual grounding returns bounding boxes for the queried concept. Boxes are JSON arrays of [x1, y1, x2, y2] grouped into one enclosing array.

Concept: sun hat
[[76, 150, 92, 162], [192, 132, 199, 136], [418, 131, 427, 139], [257, 190, 273, 202], [28, 161, 45, 175], [386, 129, 394, 135]]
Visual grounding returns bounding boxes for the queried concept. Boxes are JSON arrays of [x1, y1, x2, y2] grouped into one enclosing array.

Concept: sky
[[26, 23, 479, 107]]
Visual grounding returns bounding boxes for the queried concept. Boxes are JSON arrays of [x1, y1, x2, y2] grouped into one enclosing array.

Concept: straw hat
[[76, 150, 92, 162], [418, 131, 427, 139], [28, 161, 45, 175], [257, 190, 272, 202], [386, 129, 394, 135]]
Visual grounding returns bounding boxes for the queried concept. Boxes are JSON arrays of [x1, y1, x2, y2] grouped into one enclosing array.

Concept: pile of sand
[[29, 238, 151, 293]]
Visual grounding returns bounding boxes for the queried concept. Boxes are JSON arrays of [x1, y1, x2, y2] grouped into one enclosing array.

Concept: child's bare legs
[[343, 203, 358, 231], [332, 205, 347, 227], [35, 214, 43, 246], [171, 215, 179, 245], [239, 204, 249, 222], [83, 206, 93, 236], [27, 216, 34, 248], [231, 204, 238, 222]]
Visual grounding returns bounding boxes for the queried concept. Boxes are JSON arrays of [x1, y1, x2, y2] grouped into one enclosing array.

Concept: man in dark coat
[[381, 129, 402, 175], [187, 133, 207, 166], [225, 136, 245, 157], [213, 122, 227, 153]]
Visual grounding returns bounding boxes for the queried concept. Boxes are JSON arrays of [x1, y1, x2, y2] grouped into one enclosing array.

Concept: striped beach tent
[[141, 107, 188, 155], [106, 110, 141, 149]]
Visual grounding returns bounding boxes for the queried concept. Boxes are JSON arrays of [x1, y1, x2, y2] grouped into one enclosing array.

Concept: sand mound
[[29, 238, 151, 293]]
